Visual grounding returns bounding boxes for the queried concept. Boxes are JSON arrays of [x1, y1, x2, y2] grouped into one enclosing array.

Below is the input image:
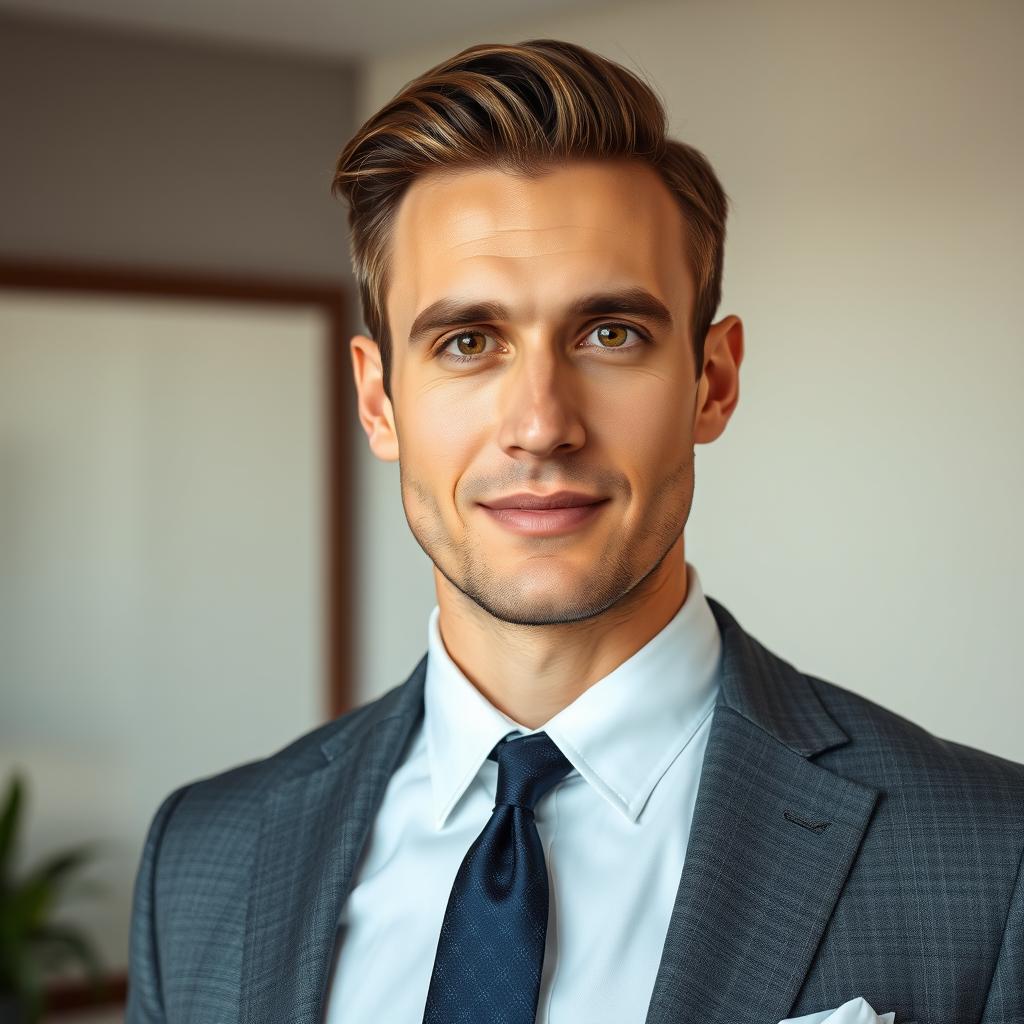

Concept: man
[[126, 39, 1023, 1024]]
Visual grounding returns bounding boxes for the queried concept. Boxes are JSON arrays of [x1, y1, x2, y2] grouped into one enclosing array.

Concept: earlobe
[[349, 334, 400, 462]]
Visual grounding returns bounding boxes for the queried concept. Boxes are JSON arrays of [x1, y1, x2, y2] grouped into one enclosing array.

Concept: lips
[[480, 500, 608, 537], [479, 490, 606, 510]]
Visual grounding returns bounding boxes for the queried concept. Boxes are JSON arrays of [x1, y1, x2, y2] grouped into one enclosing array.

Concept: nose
[[494, 343, 586, 460]]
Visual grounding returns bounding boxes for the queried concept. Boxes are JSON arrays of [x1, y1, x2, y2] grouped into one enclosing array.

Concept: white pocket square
[[779, 995, 897, 1024]]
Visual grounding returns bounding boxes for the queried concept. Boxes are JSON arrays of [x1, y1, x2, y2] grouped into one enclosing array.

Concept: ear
[[693, 314, 744, 445], [350, 333, 399, 462]]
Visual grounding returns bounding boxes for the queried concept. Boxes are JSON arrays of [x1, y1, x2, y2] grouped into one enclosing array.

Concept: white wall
[[351, 0, 1024, 765]]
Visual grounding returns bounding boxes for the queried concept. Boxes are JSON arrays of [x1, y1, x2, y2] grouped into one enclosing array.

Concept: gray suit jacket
[[126, 596, 1024, 1024]]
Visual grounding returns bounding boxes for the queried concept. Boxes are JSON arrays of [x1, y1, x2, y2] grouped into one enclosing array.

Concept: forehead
[[386, 159, 691, 337]]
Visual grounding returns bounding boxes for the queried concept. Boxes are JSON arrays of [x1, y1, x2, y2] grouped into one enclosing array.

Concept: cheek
[[401, 385, 485, 488], [592, 371, 690, 460]]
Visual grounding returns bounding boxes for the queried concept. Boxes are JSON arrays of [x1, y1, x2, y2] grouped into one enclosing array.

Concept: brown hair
[[332, 38, 729, 400]]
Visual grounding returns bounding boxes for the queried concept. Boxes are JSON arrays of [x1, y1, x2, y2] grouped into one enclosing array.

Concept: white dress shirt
[[324, 560, 723, 1023]]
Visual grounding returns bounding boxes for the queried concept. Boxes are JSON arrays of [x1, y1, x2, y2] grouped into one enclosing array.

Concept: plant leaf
[[3, 875, 55, 938], [13, 943, 44, 1012], [0, 772, 26, 885], [2, 842, 100, 942], [22, 843, 100, 890]]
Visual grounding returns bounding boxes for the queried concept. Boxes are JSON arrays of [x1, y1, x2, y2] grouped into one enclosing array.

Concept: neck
[[433, 536, 689, 729]]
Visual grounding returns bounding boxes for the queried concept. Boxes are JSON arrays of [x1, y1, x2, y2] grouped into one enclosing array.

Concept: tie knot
[[488, 731, 573, 812]]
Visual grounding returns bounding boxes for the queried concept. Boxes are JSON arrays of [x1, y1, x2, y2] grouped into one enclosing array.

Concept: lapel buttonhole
[[783, 809, 832, 833]]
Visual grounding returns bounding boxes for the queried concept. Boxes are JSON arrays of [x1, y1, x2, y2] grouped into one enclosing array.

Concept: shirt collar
[[423, 561, 722, 830]]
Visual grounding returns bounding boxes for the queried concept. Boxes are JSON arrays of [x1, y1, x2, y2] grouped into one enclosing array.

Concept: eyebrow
[[406, 287, 675, 347]]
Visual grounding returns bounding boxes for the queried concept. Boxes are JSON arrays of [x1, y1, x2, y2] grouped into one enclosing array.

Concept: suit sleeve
[[125, 783, 193, 1024], [979, 840, 1024, 1024]]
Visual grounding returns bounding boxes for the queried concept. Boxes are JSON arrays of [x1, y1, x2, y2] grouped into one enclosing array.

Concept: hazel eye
[[584, 323, 645, 350], [437, 329, 498, 363]]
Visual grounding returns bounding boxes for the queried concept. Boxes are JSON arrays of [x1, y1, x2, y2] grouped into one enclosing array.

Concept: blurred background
[[1, 0, 1021, 1019]]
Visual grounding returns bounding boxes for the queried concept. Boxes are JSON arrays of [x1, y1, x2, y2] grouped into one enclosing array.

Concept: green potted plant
[[0, 771, 107, 1024]]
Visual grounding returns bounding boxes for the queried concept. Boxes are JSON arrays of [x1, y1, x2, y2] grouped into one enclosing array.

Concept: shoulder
[[805, 670, 1024, 838], [148, 667, 423, 846], [709, 593, 1024, 823], [796, 669, 1024, 965]]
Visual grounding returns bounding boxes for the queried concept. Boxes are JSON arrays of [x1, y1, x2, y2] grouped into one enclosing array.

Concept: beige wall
[[351, 0, 1024, 764]]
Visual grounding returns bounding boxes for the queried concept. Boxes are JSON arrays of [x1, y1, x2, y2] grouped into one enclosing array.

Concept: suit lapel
[[238, 655, 427, 1024], [645, 598, 881, 1024]]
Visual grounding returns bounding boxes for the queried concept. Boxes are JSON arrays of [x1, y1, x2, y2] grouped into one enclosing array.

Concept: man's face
[[355, 158, 728, 627]]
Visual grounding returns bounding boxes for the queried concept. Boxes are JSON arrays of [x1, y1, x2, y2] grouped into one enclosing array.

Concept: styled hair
[[332, 38, 729, 400]]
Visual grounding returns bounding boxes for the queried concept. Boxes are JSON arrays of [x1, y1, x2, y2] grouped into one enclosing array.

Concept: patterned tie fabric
[[422, 730, 575, 1024]]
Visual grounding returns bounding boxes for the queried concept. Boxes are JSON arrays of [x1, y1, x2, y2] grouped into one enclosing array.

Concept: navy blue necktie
[[422, 730, 574, 1024]]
